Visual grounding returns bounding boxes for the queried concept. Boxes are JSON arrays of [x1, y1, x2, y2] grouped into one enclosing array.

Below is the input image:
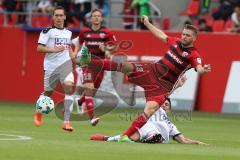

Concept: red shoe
[[90, 134, 109, 141], [62, 123, 74, 132], [34, 112, 43, 127], [90, 117, 100, 126]]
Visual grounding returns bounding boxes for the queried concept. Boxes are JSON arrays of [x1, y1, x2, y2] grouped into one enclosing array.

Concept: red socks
[[123, 112, 149, 137], [78, 96, 85, 106], [85, 96, 95, 119]]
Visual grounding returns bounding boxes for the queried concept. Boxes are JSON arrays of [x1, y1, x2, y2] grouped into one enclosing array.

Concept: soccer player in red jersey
[[74, 9, 117, 126], [82, 15, 211, 142]]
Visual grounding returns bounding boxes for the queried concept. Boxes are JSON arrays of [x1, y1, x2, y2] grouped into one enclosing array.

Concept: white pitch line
[[0, 134, 32, 141]]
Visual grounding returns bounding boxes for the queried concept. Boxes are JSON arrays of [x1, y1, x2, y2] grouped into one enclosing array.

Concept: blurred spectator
[[228, 2, 240, 32], [122, 0, 135, 30], [131, 0, 151, 30], [198, 18, 213, 32], [201, 0, 211, 14], [2, 0, 16, 23], [212, 0, 234, 21], [33, 0, 53, 14], [95, 0, 109, 16], [16, 0, 28, 25], [0, 0, 3, 12], [73, 0, 92, 25]]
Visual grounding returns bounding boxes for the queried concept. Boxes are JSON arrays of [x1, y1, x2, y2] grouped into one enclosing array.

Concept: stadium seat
[[7, 14, 17, 26], [0, 14, 3, 26], [203, 13, 214, 26], [32, 15, 40, 27], [212, 20, 225, 32], [224, 19, 233, 31], [38, 16, 51, 27], [72, 17, 81, 27], [179, 0, 201, 16], [162, 17, 170, 30]]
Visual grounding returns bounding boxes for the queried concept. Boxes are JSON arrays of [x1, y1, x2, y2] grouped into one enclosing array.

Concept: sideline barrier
[[0, 27, 239, 113]]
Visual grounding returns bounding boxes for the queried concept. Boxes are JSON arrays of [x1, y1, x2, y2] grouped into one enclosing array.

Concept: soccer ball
[[36, 96, 54, 114]]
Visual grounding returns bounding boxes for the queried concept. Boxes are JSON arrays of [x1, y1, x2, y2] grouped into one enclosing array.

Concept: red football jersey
[[79, 26, 117, 59], [154, 36, 202, 84]]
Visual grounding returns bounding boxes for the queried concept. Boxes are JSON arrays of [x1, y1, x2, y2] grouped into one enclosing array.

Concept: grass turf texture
[[0, 102, 240, 160]]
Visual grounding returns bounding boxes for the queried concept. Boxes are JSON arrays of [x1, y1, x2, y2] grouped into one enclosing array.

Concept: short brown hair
[[184, 24, 198, 35], [91, 8, 103, 17], [52, 6, 66, 15]]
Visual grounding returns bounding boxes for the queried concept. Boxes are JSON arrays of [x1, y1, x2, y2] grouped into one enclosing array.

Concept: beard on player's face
[[181, 40, 192, 47]]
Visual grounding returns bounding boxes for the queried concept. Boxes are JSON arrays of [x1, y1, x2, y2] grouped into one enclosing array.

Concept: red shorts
[[127, 63, 173, 104], [82, 67, 104, 89]]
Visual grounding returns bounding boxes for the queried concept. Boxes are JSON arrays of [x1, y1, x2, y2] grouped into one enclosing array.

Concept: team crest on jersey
[[100, 33, 105, 38], [197, 58, 202, 64], [182, 51, 189, 57]]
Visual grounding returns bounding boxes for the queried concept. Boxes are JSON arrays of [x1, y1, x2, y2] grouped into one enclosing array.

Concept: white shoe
[[90, 117, 100, 126]]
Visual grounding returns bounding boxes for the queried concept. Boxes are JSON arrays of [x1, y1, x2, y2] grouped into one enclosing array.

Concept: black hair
[[166, 97, 172, 110]]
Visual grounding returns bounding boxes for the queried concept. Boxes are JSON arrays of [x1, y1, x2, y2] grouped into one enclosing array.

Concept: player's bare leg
[[34, 90, 53, 127], [62, 82, 75, 132]]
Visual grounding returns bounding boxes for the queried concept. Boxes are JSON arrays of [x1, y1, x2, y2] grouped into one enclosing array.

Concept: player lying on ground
[[79, 15, 211, 142], [90, 98, 207, 145]]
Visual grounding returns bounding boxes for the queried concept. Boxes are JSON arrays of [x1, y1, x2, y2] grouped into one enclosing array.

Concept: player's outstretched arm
[[174, 134, 208, 145], [196, 64, 211, 75], [37, 44, 65, 53], [173, 75, 187, 92], [141, 15, 168, 43]]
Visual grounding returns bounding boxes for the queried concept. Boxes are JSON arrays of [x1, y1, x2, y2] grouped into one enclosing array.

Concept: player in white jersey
[[90, 98, 207, 145], [34, 6, 75, 132]]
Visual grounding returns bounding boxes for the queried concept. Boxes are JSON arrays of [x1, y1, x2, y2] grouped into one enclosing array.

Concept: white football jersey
[[139, 108, 181, 143], [38, 26, 72, 70]]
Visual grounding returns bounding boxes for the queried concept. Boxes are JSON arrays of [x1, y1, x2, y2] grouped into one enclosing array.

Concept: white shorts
[[75, 67, 84, 87], [138, 122, 160, 141], [44, 65, 74, 91]]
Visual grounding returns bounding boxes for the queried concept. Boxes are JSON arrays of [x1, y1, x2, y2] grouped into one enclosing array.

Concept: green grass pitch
[[0, 102, 240, 160]]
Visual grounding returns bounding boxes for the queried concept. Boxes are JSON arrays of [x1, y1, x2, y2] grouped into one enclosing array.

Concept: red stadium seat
[[162, 17, 170, 30], [38, 16, 51, 27], [224, 19, 233, 31], [203, 13, 214, 26], [72, 17, 81, 27], [7, 14, 17, 26], [0, 14, 3, 26], [212, 20, 225, 32], [179, 0, 201, 16]]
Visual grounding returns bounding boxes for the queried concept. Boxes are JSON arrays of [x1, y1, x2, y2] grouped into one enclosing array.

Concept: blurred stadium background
[[0, 0, 240, 160]]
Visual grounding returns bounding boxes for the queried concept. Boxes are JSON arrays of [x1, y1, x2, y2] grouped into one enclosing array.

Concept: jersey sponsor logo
[[87, 41, 104, 46], [167, 51, 183, 64], [182, 51, 189, 57], [55, 38, 69, 44], [197, 58, 202, 64], [99, 33, 105, 38], [55, 38, 69, 49]]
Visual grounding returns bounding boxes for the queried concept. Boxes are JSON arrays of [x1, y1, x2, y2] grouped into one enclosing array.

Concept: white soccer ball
[[36, 96, 54, 114]]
